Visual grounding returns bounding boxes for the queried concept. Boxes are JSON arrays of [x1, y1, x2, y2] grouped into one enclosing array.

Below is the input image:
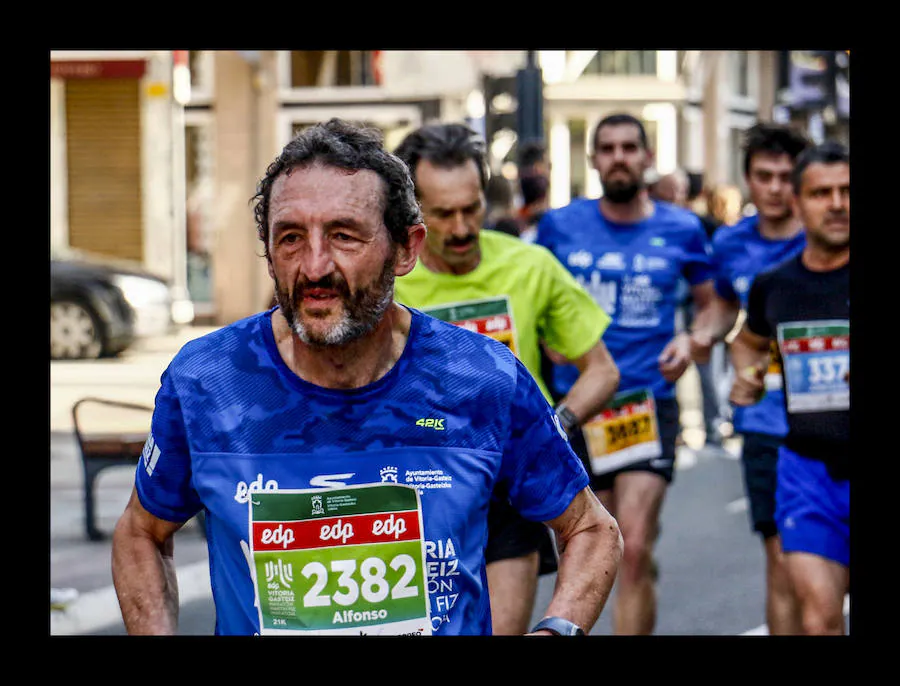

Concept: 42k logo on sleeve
[[248, 483, 432, 635]]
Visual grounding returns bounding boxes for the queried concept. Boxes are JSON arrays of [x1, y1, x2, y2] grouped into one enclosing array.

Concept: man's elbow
[[580, 500, 623, 568], [601, 508, 624, 565], [608, 361, 621, 393]]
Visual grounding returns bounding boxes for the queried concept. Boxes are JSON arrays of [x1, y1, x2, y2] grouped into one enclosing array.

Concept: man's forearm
[[111, 519, 180, 635], [542, 492, 623, 632], [561, 343, 620, 423], [561, 370, 618, 424], [692, 297, 739, 342], [729, 331, 770, 374], [543, 523, 622, 632]]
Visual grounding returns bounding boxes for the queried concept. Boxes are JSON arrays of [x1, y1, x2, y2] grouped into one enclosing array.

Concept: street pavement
[[49, 326, 218, 636], [50, 324, 847, 636]]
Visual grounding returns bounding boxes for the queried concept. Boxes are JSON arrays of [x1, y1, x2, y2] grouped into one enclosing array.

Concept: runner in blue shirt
[[110, 118, 623, 636], [535, 113, 716, 635], [690, 122, 811, 634], [728, 141, 850, 635]]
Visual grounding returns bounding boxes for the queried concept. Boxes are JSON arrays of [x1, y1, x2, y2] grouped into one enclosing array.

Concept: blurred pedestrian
[[728, 141, 849, 635], [392, 122, 621, 635], [484, 173, 521, 236], [652, 170, 729, 445], [517, 171, 551, 243], [690, 121, 812, 634], [536, 113, 717, 635], [110, 117, 622, 636], [648, 168, 689, 207], [517, 139, 550, 178]]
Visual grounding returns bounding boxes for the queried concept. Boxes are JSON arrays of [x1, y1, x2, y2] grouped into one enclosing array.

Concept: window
[[187, 51, 213, 101], [729, 127, 745, 189], [733, 51, 750, 97], [582, 51, 657, 76], [290, 51, 377, 88], [568, 118, 586, 199], [292, 120, 415, 154], [184, 123, 214, 308]]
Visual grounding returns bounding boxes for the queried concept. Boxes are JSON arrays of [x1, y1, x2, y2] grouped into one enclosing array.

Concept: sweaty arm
[[689, 292, 740, 364], [728, 325, 771, 407], [530, 487, 623, 635], [659, 279, 717, 382], [729, 272, 778, 407], [111, 488, 185, 634], [557, 337, 620, 425]]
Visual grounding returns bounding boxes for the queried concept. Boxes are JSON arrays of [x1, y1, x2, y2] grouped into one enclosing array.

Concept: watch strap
[[554, 404, 579, 433], [530, 616, 585, 636]]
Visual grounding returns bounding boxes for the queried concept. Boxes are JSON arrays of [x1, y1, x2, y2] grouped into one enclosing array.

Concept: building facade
[[52, 50, 841, 326], [50, 50, 189, 305]]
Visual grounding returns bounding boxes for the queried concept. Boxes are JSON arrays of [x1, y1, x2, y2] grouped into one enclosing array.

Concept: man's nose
[[829, 188, 846, 209], [449, 211, 470, 236], [302, 236, 335, 282]]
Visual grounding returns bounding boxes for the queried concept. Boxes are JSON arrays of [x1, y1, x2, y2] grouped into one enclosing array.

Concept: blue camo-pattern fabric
[[134, 306, 589, 635]]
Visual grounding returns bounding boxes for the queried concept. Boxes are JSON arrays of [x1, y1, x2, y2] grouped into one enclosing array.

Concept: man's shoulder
[[481, 229, 561, 266], [544, 196, 595, 222], [411, 308, 520, 378], [714, 215, 758, 246], [754, 253, 802, 288], [651, 201, 704, 233], [170, 311, 268, 369]]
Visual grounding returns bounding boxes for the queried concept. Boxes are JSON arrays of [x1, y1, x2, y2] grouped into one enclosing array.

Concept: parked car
[[50, 248, 195, 360]]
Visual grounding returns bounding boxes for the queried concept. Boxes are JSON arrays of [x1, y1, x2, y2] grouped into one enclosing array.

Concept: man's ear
[[266, 256, 276, 281], [394, 223, 427, 277]]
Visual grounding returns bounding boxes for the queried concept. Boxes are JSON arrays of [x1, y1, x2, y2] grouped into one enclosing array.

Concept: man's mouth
[[446, 239, 475, 253], [301, 289, 341, 304]]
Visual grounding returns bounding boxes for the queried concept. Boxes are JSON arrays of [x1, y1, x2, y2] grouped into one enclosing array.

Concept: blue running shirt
[[536, 199, 714, 400], [134, 307, 588, 635], [711, 214, 806, 437]]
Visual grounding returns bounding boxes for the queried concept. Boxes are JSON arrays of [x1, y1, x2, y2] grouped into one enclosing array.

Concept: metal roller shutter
[[65, 78, 142, 262]]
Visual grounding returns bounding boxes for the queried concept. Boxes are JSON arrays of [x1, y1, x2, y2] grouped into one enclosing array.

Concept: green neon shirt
[[395, 229, 611, 402]]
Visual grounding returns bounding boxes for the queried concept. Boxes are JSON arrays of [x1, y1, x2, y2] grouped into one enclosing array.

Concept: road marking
[[50, 561, 212, 635], [726, 497, 748, 514], [740, 594, 850, 635]]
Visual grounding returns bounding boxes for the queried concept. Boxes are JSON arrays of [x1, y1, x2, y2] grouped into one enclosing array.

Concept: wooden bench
[[72, 397, 206, 541]]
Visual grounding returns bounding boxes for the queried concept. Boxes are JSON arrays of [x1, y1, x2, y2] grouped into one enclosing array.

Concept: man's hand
[[729, 364, 766, 406], [658, 332, 691, 382]]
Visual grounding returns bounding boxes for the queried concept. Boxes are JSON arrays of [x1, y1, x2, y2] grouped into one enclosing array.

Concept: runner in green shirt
[[393, 123, 620, 635]]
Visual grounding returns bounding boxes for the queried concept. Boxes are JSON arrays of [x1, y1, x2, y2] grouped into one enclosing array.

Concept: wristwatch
[[531, 616, 585, 636], [555, 404, 579, 434]]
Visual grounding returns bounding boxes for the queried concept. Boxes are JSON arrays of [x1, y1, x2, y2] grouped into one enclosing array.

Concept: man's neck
[[802, 245, 849, 273], [598, 191, 654, 224], [272, 304, 411, 389], [757, 213, 804, 241]]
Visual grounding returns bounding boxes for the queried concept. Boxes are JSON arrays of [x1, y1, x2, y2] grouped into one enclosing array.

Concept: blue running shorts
[[775, 445, 849, 568]]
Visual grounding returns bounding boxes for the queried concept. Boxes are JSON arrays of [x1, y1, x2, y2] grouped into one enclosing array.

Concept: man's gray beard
[[280, 258, 397, 348], [292, 282, 393, 347]]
